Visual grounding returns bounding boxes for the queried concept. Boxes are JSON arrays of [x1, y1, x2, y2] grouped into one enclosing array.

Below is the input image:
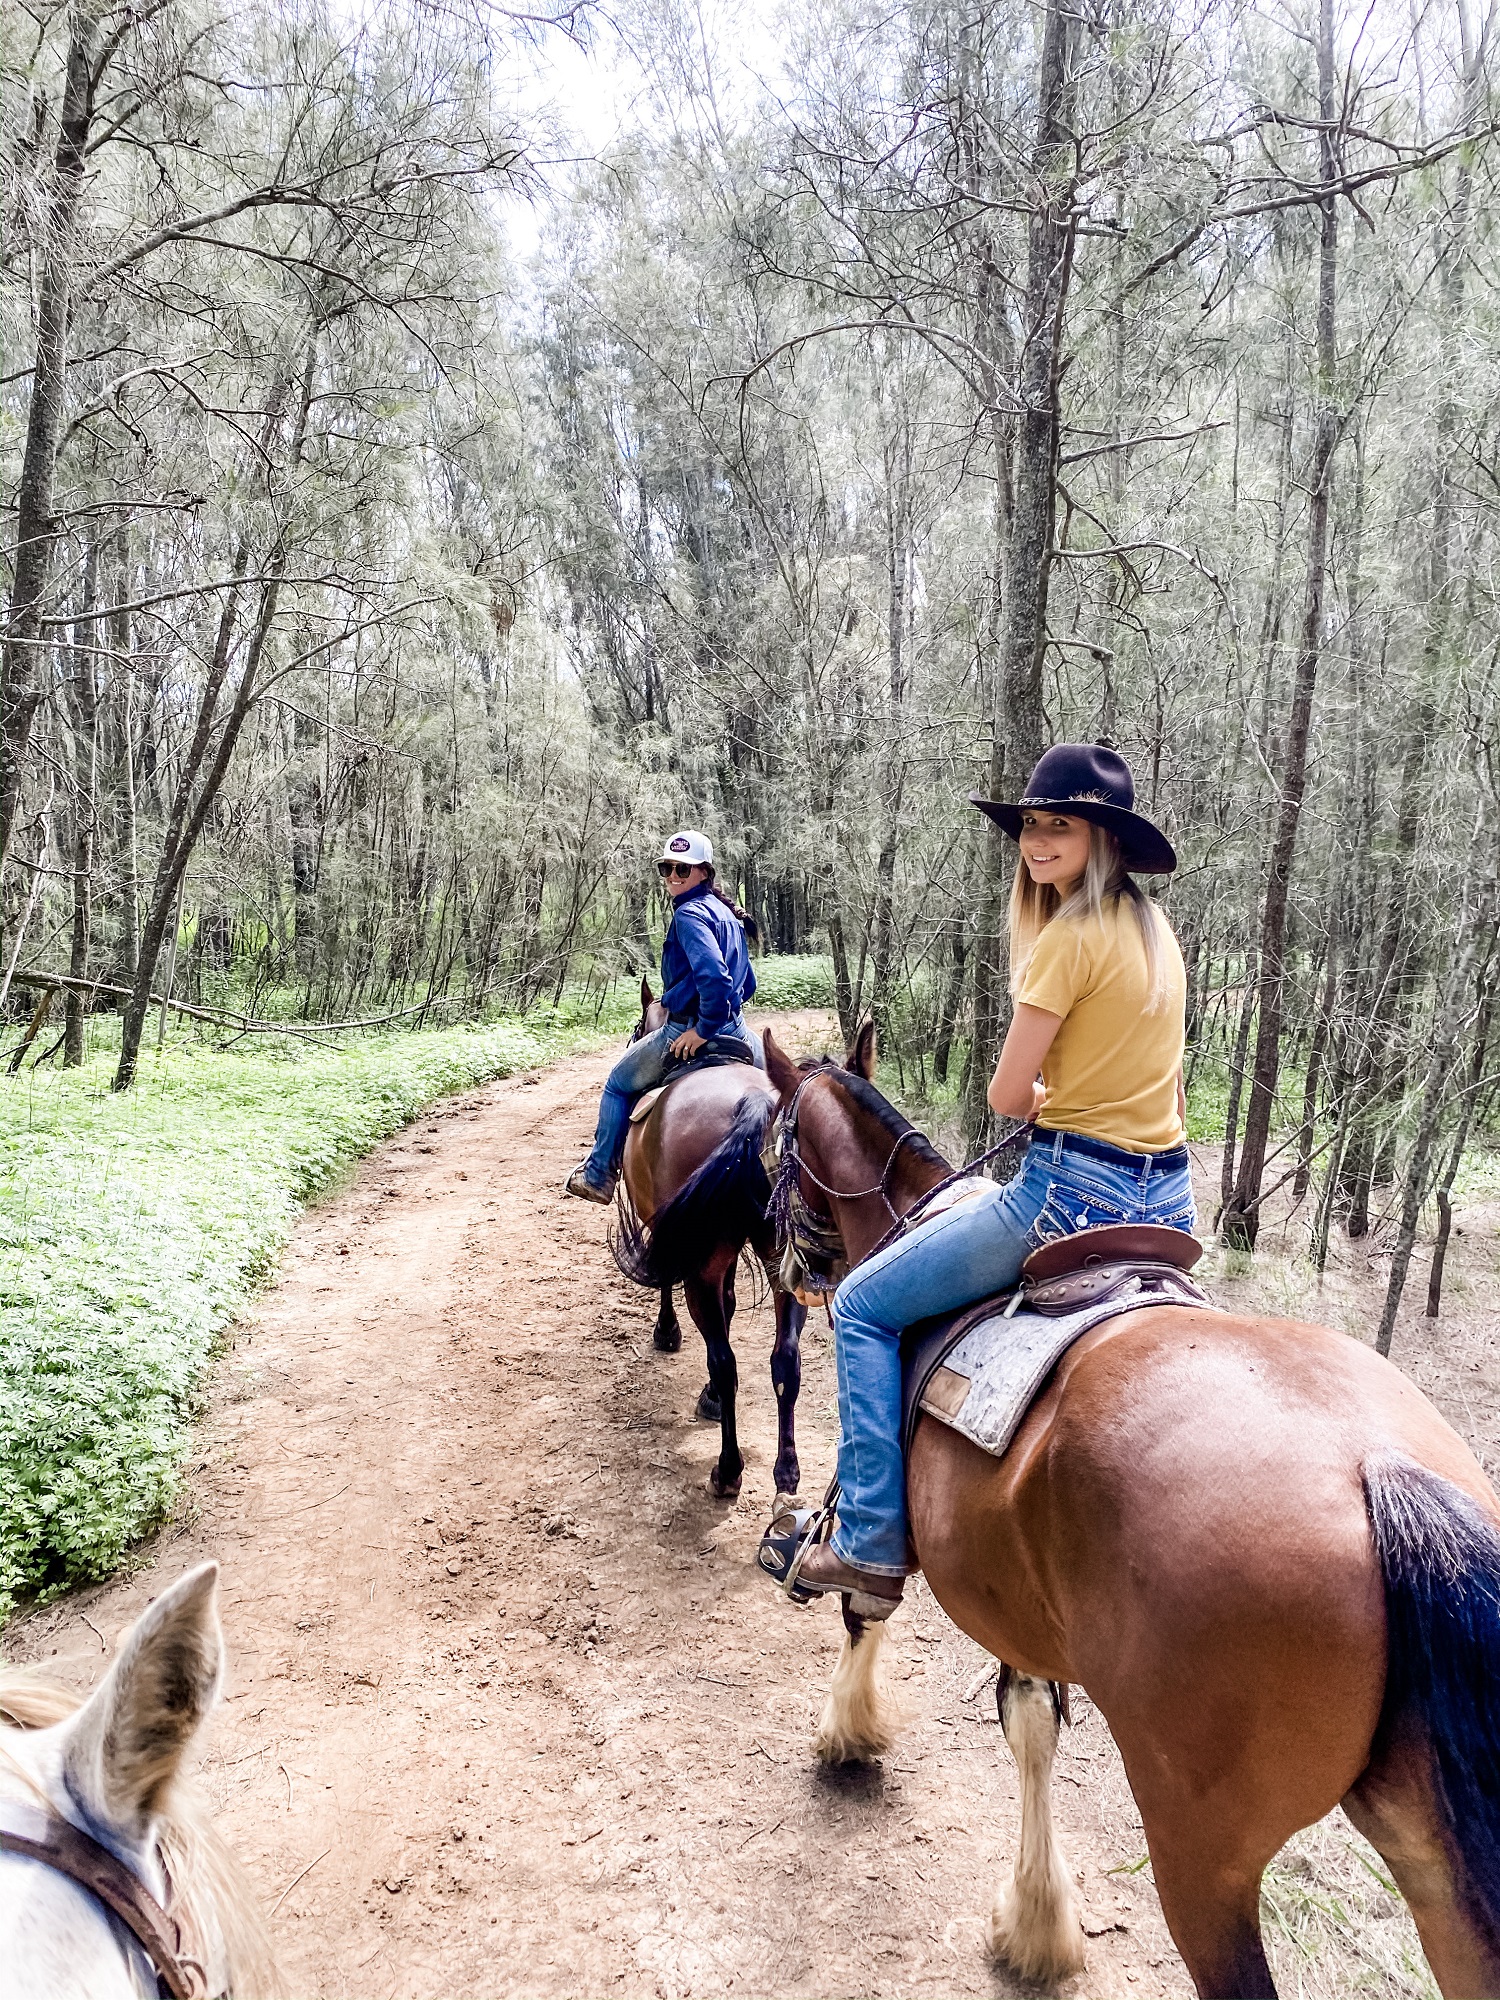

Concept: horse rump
[[1362, 1456, 1500, 1951], [612, 1092, 774, 1290]]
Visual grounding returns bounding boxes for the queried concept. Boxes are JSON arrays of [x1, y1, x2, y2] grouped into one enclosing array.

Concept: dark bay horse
[[761, 1023, 1500, 2000], [613, 979, 807, 1501]]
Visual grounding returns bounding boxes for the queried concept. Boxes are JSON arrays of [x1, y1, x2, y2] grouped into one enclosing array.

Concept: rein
[[0, 1796, 213, 1998], [769, 1067, 1031, 1295]]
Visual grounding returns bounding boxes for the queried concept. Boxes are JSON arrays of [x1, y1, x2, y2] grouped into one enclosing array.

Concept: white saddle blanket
[[919, 1283, 1218, 1459]]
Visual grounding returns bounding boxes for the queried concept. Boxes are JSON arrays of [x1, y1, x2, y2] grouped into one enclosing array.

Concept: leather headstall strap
[[0, 1797, 212, 1999]]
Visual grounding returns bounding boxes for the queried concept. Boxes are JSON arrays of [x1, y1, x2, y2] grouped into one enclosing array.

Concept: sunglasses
[[657, 860, 697, 880]]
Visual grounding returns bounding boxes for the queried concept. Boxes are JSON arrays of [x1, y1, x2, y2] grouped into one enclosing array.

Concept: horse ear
[[846, 1018, 877, 1081], [59, 1563, 223, 1846], [640, 974, 654, 1011], [762, 1029, 801, 1102]]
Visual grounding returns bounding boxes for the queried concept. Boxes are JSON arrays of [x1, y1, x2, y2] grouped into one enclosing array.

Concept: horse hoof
[[709, 1466, 743, 1500], [654, 1323, 682, 1353], [773, 1488, 801, 1513], [696, 1384, 721, 1422]]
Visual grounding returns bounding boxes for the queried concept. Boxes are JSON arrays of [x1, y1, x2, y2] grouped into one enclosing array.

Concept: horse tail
[[1362, 1456, 1500, 1943], [612, 1092, 775, 1291]]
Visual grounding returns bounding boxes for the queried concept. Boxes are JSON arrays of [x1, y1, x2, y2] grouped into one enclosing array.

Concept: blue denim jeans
[[830, 1130, 1197, 1575], [582, 1016, 762, 1185]]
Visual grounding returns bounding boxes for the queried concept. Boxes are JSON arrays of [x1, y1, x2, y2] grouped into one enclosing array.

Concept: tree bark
[[1221, 0, 1338, 1250], [963, 0, 1078, 1150], [114, 350, 313, 1088], [1376, 911, 1484, 1356], [64, 547, 100, 1065], [0, 8, 99, 868]]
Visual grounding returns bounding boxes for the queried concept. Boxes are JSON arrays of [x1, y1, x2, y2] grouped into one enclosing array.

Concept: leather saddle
[[1018, 1222, 1205, 1316], [627, 1038, 760, 1125], [899, 1224, 1210, 1456]]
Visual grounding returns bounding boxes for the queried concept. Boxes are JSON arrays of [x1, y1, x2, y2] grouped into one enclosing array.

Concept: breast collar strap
[[0, 1797, 212, 2000]]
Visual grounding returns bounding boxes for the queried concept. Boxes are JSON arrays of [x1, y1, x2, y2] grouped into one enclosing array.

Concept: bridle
[[0, 1795, 215, 1999], [768, 1071, 927, 1301], [769, 1067, 1032, 1298]]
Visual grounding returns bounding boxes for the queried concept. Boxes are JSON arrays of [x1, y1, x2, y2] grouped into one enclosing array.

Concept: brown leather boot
[[795, 1543, 905, 1606], [565, 1165, 616, 1204]]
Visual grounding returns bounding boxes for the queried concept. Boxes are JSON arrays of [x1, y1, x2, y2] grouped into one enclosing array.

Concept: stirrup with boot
[[758, 1482, 904, 1619], [795, 1543, 905, 1617]]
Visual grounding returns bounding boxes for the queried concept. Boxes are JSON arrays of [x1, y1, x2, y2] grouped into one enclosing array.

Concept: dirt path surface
[[11, 1016, 1481, 1999]]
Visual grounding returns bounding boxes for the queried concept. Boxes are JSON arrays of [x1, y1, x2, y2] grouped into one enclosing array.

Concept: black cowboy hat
[[969, 742, 1177, 875]]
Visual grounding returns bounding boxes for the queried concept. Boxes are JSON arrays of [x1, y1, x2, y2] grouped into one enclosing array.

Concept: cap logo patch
[[669, 837, 690, 852]]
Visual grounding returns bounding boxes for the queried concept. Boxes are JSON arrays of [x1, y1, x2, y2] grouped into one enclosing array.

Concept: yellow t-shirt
[[1015, 896, 1186, 1154]]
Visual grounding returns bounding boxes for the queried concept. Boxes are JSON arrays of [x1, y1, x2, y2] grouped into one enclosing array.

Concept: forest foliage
[[3, 0, 1499, 1357]]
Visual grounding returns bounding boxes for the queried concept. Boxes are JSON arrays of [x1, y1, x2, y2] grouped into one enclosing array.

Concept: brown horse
[[614, 980, 807, 1501], [761, 1023, 1500, 2000]]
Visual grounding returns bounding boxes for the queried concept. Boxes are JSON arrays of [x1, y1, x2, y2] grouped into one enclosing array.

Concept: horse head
[[630, 975, 669, 1044], [0, 1563, 281, 1998], [763, 1022, 950, 1281]]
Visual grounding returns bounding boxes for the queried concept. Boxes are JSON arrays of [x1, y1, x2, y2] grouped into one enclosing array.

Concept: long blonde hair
[[1008, 822, 1169, 1012]]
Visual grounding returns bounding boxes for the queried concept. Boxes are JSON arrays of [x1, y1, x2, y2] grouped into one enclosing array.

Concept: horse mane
[[795, 1057, 953, 1174], [0, 1663, 286, 2000]]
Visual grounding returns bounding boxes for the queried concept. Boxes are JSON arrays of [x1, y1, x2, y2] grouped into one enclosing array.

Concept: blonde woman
[[795, 743, 1196, 1606]]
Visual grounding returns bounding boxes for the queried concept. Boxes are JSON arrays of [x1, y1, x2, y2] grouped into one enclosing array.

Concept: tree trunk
[[963, 0, 1078, 1150], [933, 918, 968, 1086], [1221, 0, 1337, 1251], [1292, 933, 1337, 1204], [108, 525, 140, 992], [115, 351, 314, 1088], [1424, 975, 1493, 1317], [0, 9, 99, 868], [1376, 911, 1485, 1356], [871, 418, 911, 1041], [1339, 37, 1482, 1239], [64, 549, 100, 1065]]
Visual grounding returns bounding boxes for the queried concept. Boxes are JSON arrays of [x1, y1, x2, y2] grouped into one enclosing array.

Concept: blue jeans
[[830, 1130, 1197, 1575], [582, 1016, 762, 1185]]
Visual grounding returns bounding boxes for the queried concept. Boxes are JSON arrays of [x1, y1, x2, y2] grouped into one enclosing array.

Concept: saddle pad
[[905, 1282, 1218, 1461], [629, 1084, 669, 1124]]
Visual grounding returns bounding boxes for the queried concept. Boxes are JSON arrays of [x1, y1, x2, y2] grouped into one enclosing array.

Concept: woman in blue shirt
[[566, 830, 760, 1202]]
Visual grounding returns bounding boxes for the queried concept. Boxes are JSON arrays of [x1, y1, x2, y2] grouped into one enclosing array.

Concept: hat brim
[[968, 793, 1177, 874]]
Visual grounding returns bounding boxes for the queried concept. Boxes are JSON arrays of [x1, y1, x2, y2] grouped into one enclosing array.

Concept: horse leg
[[813, 1595, 901, 1764], [694, 1262, 734, 1420], [988, 1669, 1086, 1983], [770, 1287, 806, 1502], [652, 1283, 682, 1352], [1137, 1834, 1276, 1999], [1342, 1720, 1500, 2000], [684, 1263, 741, 1498]]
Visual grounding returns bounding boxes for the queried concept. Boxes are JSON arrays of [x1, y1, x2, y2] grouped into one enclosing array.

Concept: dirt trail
[[14, 1018, 1459, 1999]]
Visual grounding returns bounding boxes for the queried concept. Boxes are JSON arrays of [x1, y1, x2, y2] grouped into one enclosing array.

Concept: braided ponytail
[[703, 866, 760, 944]]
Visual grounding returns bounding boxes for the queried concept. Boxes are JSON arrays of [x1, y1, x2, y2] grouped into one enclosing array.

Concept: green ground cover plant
[[749, 955, 837, 1010], [0, 955, 835, 1621], [0, 1016, 574, 1621]]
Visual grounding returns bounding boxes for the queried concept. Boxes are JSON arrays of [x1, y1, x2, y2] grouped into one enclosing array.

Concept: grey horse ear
[[846, 1019, 877, 1081], [59, 1564, 222, 1846]]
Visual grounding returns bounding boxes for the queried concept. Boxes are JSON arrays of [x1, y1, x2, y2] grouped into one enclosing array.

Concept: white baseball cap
[[660, 829, 714, 865]]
